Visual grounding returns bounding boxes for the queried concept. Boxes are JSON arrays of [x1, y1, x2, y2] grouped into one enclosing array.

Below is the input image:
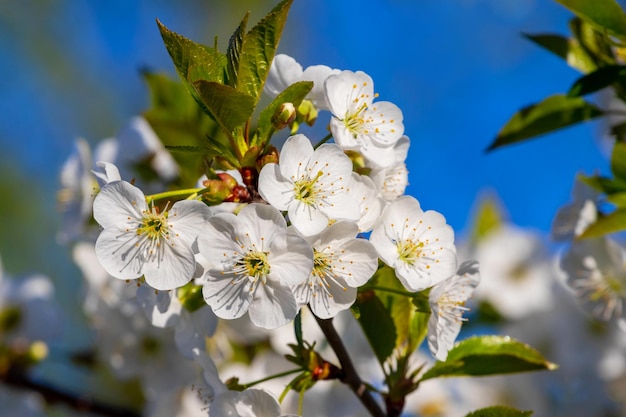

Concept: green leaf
[[236, 0, 293, 106], [141, 71, 216, 186], [607, 192, 626, 207], [556, 0, 626, 39], [611, 140, 626, 181], [487, 94, 605, 151], [579, 209, 626, 238], [352, 290, 397, 364], [255, 81, 313, 148], [226, 12, 249, 88], [568, 65, 626, 97], [156, 20, 227, 117], [418, 335, 557, 382], [470, 194, 505, 243], [193, 80, 256, 134], [578, 173, 626, 194], [524, 33, 596, 73], [569, 17, 617, 68], [465, 405, 533, 417]]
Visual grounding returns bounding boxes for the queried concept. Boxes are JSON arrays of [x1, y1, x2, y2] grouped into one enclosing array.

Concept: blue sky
[[0, 0, 612, 255]]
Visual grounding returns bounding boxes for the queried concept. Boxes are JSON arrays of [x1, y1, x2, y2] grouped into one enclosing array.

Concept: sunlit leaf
[[470, 194, 505, 243], [236, 0, 293, 106], [524, 33, 596, 73], [607, 192, 626, 207], [556, 0, 626, 39], [578, 173, 626, 194], [418, 335, 557, 381], [465, 406, 533, 417], [192, 80, 256, 134], [226, 12, 249, 88], [579, 209, 626, 238], [487, 94, 605, 151]]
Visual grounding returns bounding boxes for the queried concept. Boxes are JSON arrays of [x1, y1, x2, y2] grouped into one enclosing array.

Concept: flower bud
[[271, 102, 297, 130], [297, 99, 318, 126], [256, 145, 279, 171]]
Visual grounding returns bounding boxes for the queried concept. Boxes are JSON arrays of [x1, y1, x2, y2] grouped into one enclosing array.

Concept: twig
[[313, 315, 387, 417]]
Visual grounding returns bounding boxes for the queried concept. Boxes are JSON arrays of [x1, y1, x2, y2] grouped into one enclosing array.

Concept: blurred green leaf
[[524, 33, 596, 73], [607, 192, 626, 207], [236, 0, 293, 107], [418, 335, 557, 381], [570, 18, 616, 68], [556, 0, 626, 39], [568, 65, 626, 96], [465, 406, 533, 417], [578, 173, 626, 193], [611, 140, 626, 181], [470, 194, 504, 243], [487, 94, 605, 151], [352, 289, 397, 364], [579, 209, 626, 238], [142, 71, 216, 186], [255, 81, 313, 148]]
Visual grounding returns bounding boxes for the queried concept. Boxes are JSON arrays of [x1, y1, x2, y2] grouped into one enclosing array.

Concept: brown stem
[[313, 315, 387, 417], [3, 366, 141, 417]]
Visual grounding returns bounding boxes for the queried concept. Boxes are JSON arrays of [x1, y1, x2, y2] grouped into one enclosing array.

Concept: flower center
[[234, 251, 270, 284], [294, 170, 324, 206], [344, 102, 369, 137], [137, 208, 169, 241], [396, 239, 424, 265]]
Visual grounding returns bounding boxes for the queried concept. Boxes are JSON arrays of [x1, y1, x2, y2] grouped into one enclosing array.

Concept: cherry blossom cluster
[[57, 53, 482, 415]]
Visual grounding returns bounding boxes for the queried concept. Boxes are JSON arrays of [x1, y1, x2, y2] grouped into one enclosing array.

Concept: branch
[[314, 315, 387, 417], [3, 366, 141, 417]]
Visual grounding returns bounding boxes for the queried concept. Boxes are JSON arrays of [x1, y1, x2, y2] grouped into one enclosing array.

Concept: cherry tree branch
[[314, 315, 387, 417]]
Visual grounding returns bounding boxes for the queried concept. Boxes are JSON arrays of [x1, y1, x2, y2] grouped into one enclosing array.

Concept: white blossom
[[198, 203, 313, 329], [93, 180, 213, 290], [427, 260, 480, 361], [370, 196, 457, 292], [292, 222, 378, 318], [258, 134, 360, 236], [326, 70, 404, 168], [265, 54, 340, 110]]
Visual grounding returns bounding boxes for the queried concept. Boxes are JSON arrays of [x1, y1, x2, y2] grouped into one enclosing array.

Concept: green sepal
[[254, 81, 314, 149], [418, 335, 557, 382], [235, 0, 293, 107], [177, 283, 206, 312], [523, 33, 596, 73], [487, 94, 605, 151], [465, 406, 533, 417], [579, 209, 626, 238], [568, 65, 626, 97], [556, 0, 626, 40]]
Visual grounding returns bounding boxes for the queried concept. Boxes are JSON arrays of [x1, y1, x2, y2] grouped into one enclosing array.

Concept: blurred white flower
[[473, 225, 553, 320], [560, 237, 626, 322]]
